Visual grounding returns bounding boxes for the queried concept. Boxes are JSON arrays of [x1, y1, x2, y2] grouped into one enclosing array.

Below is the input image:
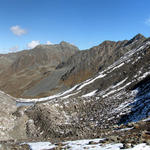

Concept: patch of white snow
[[27, 142, 55, 150], [82, 90, 98, 97]]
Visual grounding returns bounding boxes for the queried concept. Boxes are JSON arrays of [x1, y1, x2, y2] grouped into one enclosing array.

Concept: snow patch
[[63, 139, 122, 150], [77, 74, 106, 90], [62, 91, 80, 99], [108, 62, 125, 73], [127, 143, 150, 150], [82, 90, 97, 97], [27, 142, 55, 150], [102, 80, 131, 98], [118, 127, 134, 131], [143, 117, 150, 122], [138, 71, 150, 80], [112, 78, 128, 89]]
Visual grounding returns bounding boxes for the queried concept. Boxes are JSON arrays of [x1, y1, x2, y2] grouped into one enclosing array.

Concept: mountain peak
[[59, 41, 79, 50], [34, 41, 79, 50], [60, 41, 69, 45], [60, 41, 73, 46], [100, 40, 116, 45], [133, 33, 145, 40], [124, 33, 146, 47]]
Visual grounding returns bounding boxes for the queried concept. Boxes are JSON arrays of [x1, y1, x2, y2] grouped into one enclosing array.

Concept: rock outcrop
[[0, 92, 28, 141]]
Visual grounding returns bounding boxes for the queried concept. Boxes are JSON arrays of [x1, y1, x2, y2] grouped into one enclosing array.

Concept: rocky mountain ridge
[[0, 34, 146, 98], [0, 42, 79, 97], [19, 34, 148, 98]]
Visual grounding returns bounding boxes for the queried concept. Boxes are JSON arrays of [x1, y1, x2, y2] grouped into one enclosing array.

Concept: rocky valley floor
[[1, 119, 150, 149]]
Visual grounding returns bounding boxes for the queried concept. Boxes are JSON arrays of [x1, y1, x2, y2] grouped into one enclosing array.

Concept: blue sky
[[0, 0, 150, 53]]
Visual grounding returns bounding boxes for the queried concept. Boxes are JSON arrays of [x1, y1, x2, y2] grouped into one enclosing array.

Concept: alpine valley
[[1, 34, 150, 150]]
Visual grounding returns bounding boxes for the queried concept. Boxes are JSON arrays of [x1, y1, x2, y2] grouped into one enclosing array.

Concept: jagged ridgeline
[[0, 34, 146, 98]]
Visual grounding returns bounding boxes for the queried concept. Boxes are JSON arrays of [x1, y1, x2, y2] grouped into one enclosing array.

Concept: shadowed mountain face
[[0, 42, 79, 97]]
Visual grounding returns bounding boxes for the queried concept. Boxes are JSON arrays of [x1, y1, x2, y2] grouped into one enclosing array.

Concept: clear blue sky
[[0, 0, 150, 53]]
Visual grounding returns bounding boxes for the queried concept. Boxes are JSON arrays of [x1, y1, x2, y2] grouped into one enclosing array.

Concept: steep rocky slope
[[0, 91, 29, 141], [14, 34, 150, 142], [0, 42, 78, 97], [56, 34, 146, 86]]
